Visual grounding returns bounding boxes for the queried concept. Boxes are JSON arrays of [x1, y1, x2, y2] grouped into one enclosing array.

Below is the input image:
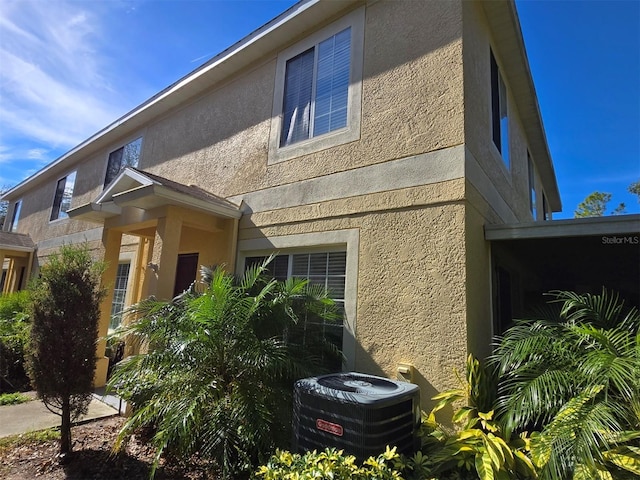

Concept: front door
[[173, 253, 199, 297]]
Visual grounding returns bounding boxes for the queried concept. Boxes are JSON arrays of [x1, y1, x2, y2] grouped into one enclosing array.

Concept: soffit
[[485, 214, 640, 241], [481, 0, 561, 211]]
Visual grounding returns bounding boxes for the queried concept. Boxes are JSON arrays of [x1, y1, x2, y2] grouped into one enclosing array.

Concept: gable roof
[[0, 231, 35, 252], [68, 167, 241, 223]]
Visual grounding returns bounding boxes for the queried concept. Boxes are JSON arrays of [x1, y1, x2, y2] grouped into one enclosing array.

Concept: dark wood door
[[173, 253, 199, 297]]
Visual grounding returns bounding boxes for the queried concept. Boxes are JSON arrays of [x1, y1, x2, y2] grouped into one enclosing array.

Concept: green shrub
[[109, 258, 342, 479], [0, 392, 31, 405], [492, 289, 640, 479], [256, 447, 404, 480], [27, 244, 105, 456], [402, 355, 537, 480], [0, 291, 31, 392]]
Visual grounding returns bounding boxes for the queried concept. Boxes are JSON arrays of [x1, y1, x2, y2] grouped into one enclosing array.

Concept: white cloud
[[0, 0, 137, 175]]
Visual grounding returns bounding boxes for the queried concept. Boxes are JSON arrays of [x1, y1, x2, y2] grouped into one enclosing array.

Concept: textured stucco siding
[[462, 1, 534, 224], [238, 178, 470, 405], [121, 0, 465, 198]]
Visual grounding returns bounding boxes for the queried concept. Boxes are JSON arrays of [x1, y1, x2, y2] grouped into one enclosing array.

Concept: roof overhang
[[481, 1, 561, 212], [485, 214, 640, 241], [1, 0, 360, 201], [0, 232, 36, 253], [68, 168, 241, 224]]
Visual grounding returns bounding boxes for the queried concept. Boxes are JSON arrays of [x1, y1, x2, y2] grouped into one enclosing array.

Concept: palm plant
[[491, 289, 640, 479], [107, 258, 341, 479]]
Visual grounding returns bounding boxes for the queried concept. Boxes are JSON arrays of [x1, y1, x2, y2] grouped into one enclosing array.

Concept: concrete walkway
[[0, 392, 119, 438]]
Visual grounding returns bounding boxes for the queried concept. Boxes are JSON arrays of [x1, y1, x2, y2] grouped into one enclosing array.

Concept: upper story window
[[527, 153, 537, 220], [50, 171, 76, 221], [269, 7, 364, 164], [104, 137, 142, 187], [280, 28, 351, 147], [491, 49, 510, 169], [10, 200, 21, 232]]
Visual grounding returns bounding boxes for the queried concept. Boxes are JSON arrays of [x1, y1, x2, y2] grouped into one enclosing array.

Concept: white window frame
[[268, 7, 365, 164], [103, 136, 143, 187], [50, 171, 77, 222], [108, 250, 137, 332], [237, 229, 359, 370], [9, 199, 22, 232]]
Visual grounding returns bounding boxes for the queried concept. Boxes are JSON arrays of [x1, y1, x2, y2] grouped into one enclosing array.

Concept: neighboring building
[[0, 0, 606, 397]]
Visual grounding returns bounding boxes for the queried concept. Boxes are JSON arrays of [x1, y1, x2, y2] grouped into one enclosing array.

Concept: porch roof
[[0, 231, 35, 253], [68, 167, 242, 224], [485, 214, 640, 241]]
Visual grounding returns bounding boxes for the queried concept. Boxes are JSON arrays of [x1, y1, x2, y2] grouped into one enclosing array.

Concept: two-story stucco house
[[0, 0, 566, 396]]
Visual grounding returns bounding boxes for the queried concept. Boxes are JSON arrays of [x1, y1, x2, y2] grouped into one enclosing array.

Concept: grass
[[0, 392, 31, 406], [0, 428, 60, 454]]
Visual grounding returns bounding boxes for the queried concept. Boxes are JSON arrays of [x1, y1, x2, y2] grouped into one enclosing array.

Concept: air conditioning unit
[[292, 372, 420, 461]]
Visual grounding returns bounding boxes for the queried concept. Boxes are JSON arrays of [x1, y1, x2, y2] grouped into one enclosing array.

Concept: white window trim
[[237, 229, 359, 370], [49, 171, 77, 223], [108, 250, 137, 332], [268, 7, 365, 164], [9, 199, 22, 232], [103, 135, 144, 187]]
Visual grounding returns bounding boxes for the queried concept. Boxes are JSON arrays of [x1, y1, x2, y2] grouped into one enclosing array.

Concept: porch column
[[150, 210, 183, 300], [95, 228, 122, 387], [0, 251, 5, 294]]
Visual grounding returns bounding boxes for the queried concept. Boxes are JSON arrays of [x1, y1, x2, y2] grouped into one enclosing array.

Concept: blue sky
[[0, 0, 638, 219]]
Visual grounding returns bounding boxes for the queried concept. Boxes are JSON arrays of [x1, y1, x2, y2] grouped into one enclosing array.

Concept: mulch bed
[[0, 416, 220, 479]]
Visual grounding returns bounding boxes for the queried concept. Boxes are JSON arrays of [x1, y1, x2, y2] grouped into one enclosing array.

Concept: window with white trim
[[280, 28, 351, 147], [491, 49, 510, 169], [10, 200, 21, 232], [245, 251, 346, 370], [104, 137, 142, 187], [50, 171, 76, 221], [269, 7, 364, 163], [109, 262, 131, 332]]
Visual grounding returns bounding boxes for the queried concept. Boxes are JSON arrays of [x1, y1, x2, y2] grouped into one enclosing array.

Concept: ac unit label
[[316, 419, 343, 437]]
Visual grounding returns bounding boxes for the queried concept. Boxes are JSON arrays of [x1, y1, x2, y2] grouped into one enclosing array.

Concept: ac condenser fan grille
[[292, 372, 420, 461]]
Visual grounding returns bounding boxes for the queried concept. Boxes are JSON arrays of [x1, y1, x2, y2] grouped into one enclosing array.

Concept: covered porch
[[69, 168, 242, 386], [486, 214, 640, 334], [0, 231, 35, 294]]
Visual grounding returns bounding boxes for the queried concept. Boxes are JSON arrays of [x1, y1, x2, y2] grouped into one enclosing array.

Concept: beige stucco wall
[[121, 0, 465, 198], [2, 1, 553, 404], [238, 178, 470, 407], [462, 1, 536, 224]]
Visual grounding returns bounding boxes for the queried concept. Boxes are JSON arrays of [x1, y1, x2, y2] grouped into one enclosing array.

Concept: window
[[491, 49, 510, 168], [269, 7, 364, 163], [109, 262, 131, 331], [527, 153, 537, 220], [10, 200, 21, 232], [246, 251, 347, 370], [50, 171, 76, 221], [104, 137, 142, 187], [280, 28, 351, 147]]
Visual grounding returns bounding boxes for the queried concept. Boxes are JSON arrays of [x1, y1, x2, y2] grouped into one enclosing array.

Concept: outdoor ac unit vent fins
[[292, 372, 420, 461]]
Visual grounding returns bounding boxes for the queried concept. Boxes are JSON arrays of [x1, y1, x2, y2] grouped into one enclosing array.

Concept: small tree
[[27, 244, 105, 458]]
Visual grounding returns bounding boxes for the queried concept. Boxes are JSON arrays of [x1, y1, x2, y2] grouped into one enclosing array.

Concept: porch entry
[[174, 253, 199, 297]]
